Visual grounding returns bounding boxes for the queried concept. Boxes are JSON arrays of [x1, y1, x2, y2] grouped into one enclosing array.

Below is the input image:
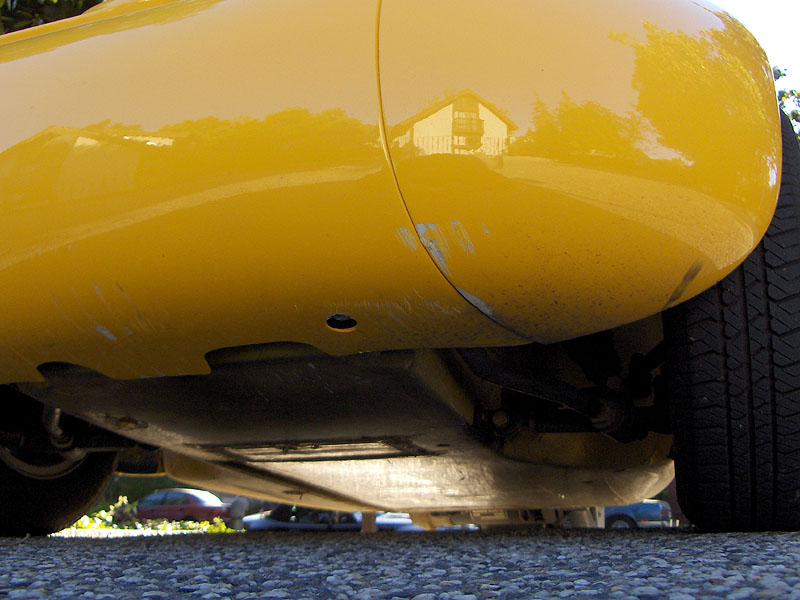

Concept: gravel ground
[[2, 528, 800, 599]]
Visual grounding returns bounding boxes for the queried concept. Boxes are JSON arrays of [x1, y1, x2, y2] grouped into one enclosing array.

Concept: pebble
[[633, 586, 662, 595], [0, 529, 798, 599]]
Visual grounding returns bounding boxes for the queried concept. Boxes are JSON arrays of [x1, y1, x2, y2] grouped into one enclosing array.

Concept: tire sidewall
[[0, 452, 117, 536]]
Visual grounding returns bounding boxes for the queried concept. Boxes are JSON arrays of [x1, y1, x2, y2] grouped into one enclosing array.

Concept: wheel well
[[0, 386, 155, 468]]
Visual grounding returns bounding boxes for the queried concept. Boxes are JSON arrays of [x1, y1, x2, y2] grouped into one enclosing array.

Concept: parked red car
[[135, 488, 229, 522]]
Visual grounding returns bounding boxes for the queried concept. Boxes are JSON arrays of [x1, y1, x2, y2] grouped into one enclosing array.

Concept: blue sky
[[712, 0, 800, 91]]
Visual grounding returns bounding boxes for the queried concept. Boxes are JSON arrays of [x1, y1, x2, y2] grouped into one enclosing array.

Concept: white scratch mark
[[450, 221, 475, 253], [415, 223, 451, 275], [457, 288, 495, 318], [95, 325, 117, 341], [482, 225, 490, 237], [93, 284, 106, 303], [396, 227, 418, 251]]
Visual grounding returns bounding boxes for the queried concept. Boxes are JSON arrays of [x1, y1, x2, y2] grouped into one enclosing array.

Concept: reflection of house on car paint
[[390, 89, 517, 157]]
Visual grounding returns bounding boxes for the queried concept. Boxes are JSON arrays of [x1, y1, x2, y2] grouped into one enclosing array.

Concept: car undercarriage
[[1, 0, 799, 535]]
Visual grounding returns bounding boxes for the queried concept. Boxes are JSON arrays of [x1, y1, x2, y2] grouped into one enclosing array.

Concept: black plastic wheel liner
[[663, 111, 800, 532]]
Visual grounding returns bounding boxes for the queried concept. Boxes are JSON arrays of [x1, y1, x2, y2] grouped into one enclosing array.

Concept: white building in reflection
[[390, 89, 517, 157]]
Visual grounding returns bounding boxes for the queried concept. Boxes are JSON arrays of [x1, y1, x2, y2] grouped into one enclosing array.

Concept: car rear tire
[[663, 111, 800, 531], [0, 451, 117, 536], [606, 515, 637, 529]]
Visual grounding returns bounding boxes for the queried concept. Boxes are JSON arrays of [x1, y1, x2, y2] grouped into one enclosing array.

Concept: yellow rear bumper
[[380, 0, 781, 341]]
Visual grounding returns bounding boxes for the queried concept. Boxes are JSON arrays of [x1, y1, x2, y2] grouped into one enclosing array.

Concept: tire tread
[[664, 111, 800, 531]]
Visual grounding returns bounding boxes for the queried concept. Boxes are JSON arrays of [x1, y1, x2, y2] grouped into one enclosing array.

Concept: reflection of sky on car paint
[[712, 0, 800, 90], [379, 0, 725, 132], [0, 0, 381, 153]]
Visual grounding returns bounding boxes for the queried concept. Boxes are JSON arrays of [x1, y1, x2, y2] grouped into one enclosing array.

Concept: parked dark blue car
[[605, 499, 675, 529]]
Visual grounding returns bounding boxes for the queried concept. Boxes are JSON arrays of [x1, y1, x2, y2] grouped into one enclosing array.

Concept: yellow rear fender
[[0, 0, 526, 381]]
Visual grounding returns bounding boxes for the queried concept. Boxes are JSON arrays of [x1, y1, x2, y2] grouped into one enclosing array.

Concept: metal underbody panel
[[18, 347, 673, 511]]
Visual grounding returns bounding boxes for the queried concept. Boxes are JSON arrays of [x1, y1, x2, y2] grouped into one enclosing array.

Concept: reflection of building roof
[[2, 124, 178, 154], [389, 89, 518, 138]]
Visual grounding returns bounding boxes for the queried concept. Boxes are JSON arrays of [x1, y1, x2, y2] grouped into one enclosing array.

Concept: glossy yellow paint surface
[[0, 0, 523, 382], [0, 0, 780, 381], [380, 0, 781, 342]]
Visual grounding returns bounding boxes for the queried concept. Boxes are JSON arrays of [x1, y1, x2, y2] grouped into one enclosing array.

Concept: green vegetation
[[66, 496, 236, 534], [0, 0, 101, 34], [88, 474, 183, 514], [775, 67, 800, 143]]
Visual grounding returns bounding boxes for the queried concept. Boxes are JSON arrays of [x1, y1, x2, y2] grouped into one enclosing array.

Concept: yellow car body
[[0, 0, 784, 527]]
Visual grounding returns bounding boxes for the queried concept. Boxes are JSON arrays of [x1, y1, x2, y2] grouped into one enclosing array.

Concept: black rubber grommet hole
[[326, 313, 357, 332]]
